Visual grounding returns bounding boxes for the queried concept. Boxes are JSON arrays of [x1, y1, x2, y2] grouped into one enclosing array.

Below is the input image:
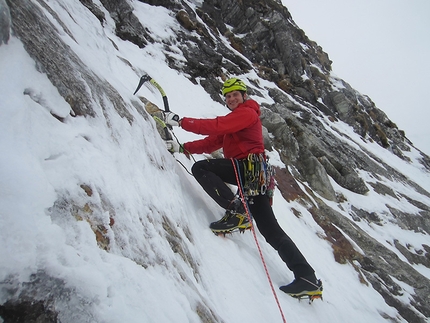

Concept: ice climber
[[164, 77, 323, 298]]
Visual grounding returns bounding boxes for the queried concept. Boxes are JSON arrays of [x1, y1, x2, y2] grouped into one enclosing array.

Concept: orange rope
[[231, 158, 287, 323]]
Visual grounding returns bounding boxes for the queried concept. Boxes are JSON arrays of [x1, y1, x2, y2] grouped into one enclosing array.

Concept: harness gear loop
[[242, 153, 275, 198]]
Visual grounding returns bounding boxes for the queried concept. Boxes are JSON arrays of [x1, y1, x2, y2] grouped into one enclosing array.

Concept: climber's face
[[225, 91, 246, 110]]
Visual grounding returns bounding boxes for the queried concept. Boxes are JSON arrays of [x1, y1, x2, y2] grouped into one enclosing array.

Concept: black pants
[[191, 158, 316, 279]]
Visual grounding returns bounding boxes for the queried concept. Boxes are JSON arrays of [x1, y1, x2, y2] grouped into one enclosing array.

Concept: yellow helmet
[[222, 78, 247, 96]]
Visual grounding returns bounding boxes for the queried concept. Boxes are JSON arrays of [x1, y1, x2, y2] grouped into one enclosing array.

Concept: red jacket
[[181, 99, 264, 159]]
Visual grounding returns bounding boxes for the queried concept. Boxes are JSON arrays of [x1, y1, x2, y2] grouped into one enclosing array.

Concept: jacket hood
[[240, 99, 260, 116]]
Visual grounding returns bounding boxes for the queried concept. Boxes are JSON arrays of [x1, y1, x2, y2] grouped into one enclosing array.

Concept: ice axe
[[133, 73, 170, 112], [133, 73, 172, 140]]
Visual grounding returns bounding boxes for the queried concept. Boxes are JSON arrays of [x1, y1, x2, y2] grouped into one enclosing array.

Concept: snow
[[1, 0, 429, 322]]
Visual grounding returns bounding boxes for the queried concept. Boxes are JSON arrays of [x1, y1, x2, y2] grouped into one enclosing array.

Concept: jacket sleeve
[[183, 135, 224, 155], [181, 106, 258, 136]]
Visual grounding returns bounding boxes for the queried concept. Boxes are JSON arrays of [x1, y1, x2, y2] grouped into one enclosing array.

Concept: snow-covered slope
[[1, 1, 429, 322]]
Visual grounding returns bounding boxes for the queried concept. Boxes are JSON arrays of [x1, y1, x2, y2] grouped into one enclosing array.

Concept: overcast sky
[[281, 0, 430, 156]]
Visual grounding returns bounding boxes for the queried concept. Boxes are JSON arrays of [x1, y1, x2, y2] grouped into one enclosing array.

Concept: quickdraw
[[242, 153, 275, 198]]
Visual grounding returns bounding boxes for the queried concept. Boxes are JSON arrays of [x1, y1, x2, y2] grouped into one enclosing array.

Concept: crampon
[[212, 226, 252, 237], [290, 292, 323, 304]]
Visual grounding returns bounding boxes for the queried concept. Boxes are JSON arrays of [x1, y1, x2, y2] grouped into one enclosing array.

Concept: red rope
[[231, 158, 287, 323]]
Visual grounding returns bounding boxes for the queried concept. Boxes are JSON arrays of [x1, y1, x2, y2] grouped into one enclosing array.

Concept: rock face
[[2, 0, 430, 322], [0, 0, 10, 45]]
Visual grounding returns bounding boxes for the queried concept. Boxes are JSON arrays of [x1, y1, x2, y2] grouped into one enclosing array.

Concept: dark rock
[[0, 0, 10, 45]]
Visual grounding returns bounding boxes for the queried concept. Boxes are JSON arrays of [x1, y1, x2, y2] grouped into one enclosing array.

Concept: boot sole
[[287, 289, 323, 297]]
